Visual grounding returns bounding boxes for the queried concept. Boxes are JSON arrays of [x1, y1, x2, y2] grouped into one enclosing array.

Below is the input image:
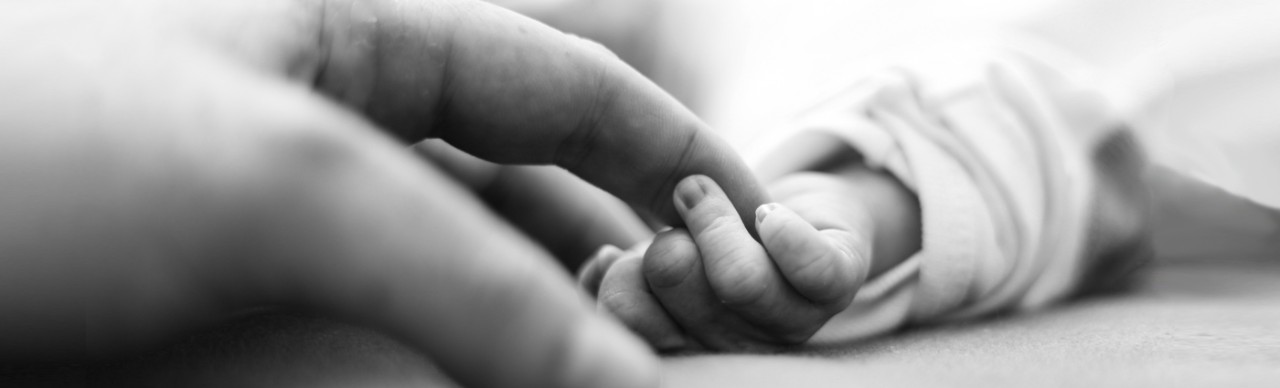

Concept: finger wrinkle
[[822, 229, 870, 266], [649, 126, 703, 223], [788, 251, 847, 304], [696, 212, 743, 236], [598, 289, 648, 315], [708, 256, 770, 307], [553, 42, 617, 172], [642, 236, 698, 289], [311, 0, 381, 115]]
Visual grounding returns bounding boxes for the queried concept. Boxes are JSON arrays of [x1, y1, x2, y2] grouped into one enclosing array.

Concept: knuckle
[[641, 238, 697, 289], [758, 220, 858, 305], [253, 121, 364, 181], [825, 229, 871, 275], [711, 261, 769, 307], [699, 214, 743, 238], [215, 107, 383, 268], [224, 129, 365, 225], [554, 36, 625, 171], [760, 220, 807, 255], [145, 122, 357, 228], [598, 288, 641, 316], [789, 252, 841, 291]]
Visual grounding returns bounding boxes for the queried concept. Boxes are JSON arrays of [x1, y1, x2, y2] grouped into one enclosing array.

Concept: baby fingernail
[[756, 203, 780, 223], [655, 333, 688, 353], [674, 175, 710, 211], [591, 245, 623, 261]]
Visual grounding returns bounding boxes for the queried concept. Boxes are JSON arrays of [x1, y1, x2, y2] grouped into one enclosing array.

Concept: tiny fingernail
[[591, 245, 623, 261], [577, 262, 602, 297], [756, 203, 780, 223], [674, 175, 710, 211], [655, 333, 688, 353]]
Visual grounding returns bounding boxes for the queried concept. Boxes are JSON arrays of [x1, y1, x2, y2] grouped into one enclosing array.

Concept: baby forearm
[[812, 159, 922, 278], [757, 130, 922, 278]]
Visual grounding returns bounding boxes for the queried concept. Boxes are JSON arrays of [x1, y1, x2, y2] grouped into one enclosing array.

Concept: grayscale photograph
[[2, 0, 1278, 387]]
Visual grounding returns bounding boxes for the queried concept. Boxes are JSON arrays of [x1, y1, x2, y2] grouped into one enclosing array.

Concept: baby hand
[[582, 174, 879, 352]]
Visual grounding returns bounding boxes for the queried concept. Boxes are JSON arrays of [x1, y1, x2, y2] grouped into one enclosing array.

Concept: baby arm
[[580, 148, 920, 352], [583, 47, 1164, 353]]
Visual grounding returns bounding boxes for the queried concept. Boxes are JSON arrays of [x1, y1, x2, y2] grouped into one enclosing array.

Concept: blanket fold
[[782, 45, 1132, 346]]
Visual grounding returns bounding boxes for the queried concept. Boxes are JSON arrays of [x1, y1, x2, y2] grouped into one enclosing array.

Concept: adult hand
[[0, 1, 768, 387], [414, 140, 655, 269]]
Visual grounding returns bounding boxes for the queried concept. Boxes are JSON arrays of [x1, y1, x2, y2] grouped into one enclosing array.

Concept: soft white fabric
[[1021, 1, 1280, 210], [777, 46, 1116, 346]]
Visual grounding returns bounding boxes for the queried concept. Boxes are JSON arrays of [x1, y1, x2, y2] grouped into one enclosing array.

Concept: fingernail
[[654, 333, 688, 353], [673, 175, 709, 211], [577, 262, 602, 298], [755, 203, 779, 224], [627, 238, 654, 256], [591, 245, 623, 262], [563, 318, 661, 388]]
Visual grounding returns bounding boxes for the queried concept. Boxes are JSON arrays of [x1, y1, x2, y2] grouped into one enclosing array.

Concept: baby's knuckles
[[640, 232, 700, 289], [700, 246, 772, 308], [598, 288, 648, 321]]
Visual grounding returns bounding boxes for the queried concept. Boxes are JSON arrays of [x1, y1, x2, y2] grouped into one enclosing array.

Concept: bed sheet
[[8, 261, 1277, 388]]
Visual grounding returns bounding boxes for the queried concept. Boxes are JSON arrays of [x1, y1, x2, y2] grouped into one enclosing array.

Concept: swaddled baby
[[578, 45, 1153, 352]]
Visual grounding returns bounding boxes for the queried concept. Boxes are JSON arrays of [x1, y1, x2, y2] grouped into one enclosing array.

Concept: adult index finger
[[306, 0, 769, 231]]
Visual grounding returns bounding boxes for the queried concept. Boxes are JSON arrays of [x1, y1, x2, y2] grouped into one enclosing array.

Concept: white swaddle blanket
[[777, 45, 1140, 345]]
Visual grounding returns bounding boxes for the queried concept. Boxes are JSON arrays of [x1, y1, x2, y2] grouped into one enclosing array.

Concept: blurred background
[[490, 0, 1280, 210], [11, 3, 1271, 387]]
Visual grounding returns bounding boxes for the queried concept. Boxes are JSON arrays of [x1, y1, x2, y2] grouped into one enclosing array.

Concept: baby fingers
[[756, 203, 869, 309], [578, 245, 625, 297], [671, 175, 832, 342], [597, 254, 688, 352]]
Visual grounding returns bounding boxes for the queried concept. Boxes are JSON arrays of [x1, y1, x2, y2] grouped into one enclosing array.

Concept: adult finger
[[139, 62, 657, 388], [249, 0, 770, 231], [4, 3, 661, 387], [671, 176, 775, 306], [250, 98, 658, 388], [482, 165, 653, 268], [416, 141, 652, 267]]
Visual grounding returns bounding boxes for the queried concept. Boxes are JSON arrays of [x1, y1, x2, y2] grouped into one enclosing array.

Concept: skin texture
[[0, 1, 770, 388], [583, 146, 923, 352], [414, 140, 653, 269]]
